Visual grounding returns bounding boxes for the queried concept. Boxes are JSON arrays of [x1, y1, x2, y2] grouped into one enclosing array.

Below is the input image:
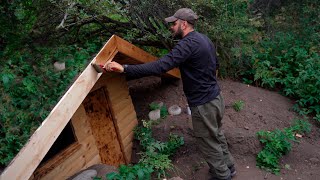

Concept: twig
[[56, 2, 76, 29]]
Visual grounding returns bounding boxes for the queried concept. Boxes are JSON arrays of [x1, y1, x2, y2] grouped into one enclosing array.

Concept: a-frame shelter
[[0, 35, 180, 180]]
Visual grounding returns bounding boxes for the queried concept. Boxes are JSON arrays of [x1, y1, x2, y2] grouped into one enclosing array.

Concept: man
[[105, 8, 236, 180]]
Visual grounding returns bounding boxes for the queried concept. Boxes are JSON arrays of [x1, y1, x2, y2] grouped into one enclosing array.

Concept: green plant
[[256, 119, 311, 174], [107, 121, 184, 179], [149, 102, 161, 111], [313, 114, 320, 123], [233, 100, 245, 112], [106, 164, 153, 180], [139, 151, 172, 178], [239, 1, 320, 121], [242, 78, 253, 85]]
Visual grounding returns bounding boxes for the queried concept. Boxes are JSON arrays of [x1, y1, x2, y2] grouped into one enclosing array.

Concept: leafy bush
[[192, 0, 257, 78], [232, 100, 245, 112], [251, 32, 320, 119], [106, 164, 153, 180], [106, 120, 184, 179], [242, 1, 320, 121], [256, 119, 311, 174], [0, 41, 102, 166]]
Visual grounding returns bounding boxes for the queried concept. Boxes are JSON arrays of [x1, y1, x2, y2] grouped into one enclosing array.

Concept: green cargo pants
[[190, 94, 234, 179]]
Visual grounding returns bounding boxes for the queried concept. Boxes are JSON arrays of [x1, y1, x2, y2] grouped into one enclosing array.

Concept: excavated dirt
[[127, 76, 320, 180]]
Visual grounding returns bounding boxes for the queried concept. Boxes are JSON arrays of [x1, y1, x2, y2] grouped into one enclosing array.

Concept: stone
[[148, 109, 161, 120], [53, 61, 65, 71], [168, 105, 182, 115], [186, 105, 191, 115], [72, 169, 97, 180]]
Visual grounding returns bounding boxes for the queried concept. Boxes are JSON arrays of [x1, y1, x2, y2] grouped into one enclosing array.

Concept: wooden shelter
[[0, 35, 180, 180]]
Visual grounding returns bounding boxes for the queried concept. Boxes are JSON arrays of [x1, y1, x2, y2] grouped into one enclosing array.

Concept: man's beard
[[172, 26, 183, 39]]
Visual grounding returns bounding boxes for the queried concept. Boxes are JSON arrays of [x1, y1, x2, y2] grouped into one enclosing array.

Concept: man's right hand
[[104, 61, 124, 73]]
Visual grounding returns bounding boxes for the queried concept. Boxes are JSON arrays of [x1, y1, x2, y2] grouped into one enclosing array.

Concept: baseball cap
[[165, 8, 198, 24]]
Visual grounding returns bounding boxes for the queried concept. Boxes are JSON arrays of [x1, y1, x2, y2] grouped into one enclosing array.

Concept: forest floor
[[127, 76, 320, 180]]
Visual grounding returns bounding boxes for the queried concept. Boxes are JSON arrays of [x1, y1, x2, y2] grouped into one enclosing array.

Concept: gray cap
[[165, 8, 198, 24]]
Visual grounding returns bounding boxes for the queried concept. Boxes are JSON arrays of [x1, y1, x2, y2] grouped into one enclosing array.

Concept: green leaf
[[137, 169, 145, 180]]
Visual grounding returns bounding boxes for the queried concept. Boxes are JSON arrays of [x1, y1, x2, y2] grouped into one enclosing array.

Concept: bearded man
[[104, 8, 236, 180]]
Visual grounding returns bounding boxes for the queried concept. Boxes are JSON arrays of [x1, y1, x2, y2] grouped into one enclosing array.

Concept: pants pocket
[[191, 106, 210, 137]]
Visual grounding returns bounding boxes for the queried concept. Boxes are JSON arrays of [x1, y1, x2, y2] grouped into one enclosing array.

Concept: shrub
[[256, 119, 311, 174], [233, 100, 245, 112], [106, 120, 184, 179]]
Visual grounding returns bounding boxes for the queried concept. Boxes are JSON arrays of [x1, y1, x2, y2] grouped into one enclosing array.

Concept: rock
[[53, 61, 65, 71], [168, 105, 182, 115], [244, 126, 249, 130], [186, 105, 191, 115], [148, 109, 161, 120], [72, 169, 97, 180]]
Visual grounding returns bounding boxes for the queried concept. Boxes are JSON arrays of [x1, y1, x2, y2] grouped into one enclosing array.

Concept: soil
[[127, 76, 320, 180]]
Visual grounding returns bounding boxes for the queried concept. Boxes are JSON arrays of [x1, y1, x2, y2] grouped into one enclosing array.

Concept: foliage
[[106, 164, 153, 180], [251, 32, 320, 118], [232, 100, 245, 112], [243, 1, 320, 120], [0, 40, 102, 166], [191, 0, 258, 77], [106, 120, 184, 179], [256, 119, 311, 174], [313, 114, 320, 123]]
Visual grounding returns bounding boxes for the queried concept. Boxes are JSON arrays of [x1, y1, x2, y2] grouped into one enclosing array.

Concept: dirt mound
[[128, 77, 320, 180]]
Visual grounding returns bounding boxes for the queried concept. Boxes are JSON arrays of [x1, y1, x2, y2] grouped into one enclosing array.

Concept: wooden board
[[32, 104, 101, 179], [114, 36, 181, 79], [71, 104, 94, 141], [83, 88, 125, 166], [34, 136, 99, 179], [100, 73, 137, 163]]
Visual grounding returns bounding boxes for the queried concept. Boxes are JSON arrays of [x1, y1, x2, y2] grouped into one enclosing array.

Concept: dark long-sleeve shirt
[[125, 31, 220, 107]]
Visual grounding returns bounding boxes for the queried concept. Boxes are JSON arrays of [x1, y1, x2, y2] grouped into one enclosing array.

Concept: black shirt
[[125, 31, 220, 107]]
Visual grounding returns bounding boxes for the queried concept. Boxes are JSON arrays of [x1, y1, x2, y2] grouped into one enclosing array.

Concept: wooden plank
[[71, 104, 92, 142], [112, 97, 132, 113], [38, 137, 99, 180], [32, 135, 99, 180], [109, 89, 129, 102], [115, 36, 157, 63], [85, 154, 101, 168], [124, 142, 133, 162], [32, 143, 81, 179], [113, 105, 136, 124], [119, 119, 138, 141], [122, 131, 134, 148], [114, 36, 180, 79], [105, 76, 134, 164], [116, 111, 137, 131], [83, 88, 125, 166], [93, 36, 118, 65]]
